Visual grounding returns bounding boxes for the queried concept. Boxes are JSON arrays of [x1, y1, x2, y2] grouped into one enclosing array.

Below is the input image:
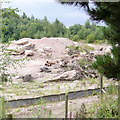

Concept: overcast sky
[[3, 0, 105, 27]]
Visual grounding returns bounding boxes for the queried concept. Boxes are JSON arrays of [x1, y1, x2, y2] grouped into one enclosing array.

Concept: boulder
[[25, 50, 34, 56], [22, 74, 33, 82], [14, 38, 29, 45]]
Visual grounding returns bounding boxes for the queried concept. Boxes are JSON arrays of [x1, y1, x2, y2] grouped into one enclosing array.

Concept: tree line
[[0, 8, 106, 43]]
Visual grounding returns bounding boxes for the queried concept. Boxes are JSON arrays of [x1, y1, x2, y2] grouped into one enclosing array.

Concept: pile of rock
[[6, 38, 35, 56]]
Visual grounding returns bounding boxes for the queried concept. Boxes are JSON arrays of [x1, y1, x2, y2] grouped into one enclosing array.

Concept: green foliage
[[0, 8, 20, 42], [107, 84, 118, 95], [86, 33, 96, 43], [69, 24, 82, 35], [58, 1, 120, 80], [85, 20, 91, 29], [93, 46, 120, 80], [0, 7, 105, 43], [72, 35, 79, 41], [33, 99, 52, 118], [96, 97, 118, 118], [0, 97, 7, 119]]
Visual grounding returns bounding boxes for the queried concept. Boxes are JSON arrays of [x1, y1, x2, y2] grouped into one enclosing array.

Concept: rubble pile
[[2, 37, 111, 83]]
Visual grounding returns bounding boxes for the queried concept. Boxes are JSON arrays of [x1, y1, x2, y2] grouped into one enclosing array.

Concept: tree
[[57, 1, 120, 80], [22, 12, 27, 19], [69, 24, 82, 35], [85, 19, 91, 29], [0, 8, 20, 42], [86, 33, 96, 43], [72, 35, 79, 41], [53, 18, 66, 37], [77, 26, 87, 39]]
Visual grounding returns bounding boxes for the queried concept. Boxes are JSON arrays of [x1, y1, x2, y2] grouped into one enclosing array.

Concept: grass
[[0, 97, 7, 119], [3, 77, 117, 101], [86, 83, 118, 118], [5, 83, 118, 118], [66, 44, 94, 55], [32, 99, 52, 118]]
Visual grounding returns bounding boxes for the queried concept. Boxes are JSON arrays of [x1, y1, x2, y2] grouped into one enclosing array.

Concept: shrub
[[96, 97, 118, 118], [86, 33, 96, 43]]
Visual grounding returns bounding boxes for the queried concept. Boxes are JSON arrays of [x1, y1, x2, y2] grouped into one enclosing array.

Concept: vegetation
[[0, 8, 105, 43], [0, 97, 7, 119]]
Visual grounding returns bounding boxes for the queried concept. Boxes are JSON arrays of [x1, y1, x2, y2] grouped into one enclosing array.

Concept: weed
[[33, 99, 52, 118], [0, 97, 7, 119], [66, 45, 94, 56], [107, 84, 118, 94], [87, 94, 118, 118]]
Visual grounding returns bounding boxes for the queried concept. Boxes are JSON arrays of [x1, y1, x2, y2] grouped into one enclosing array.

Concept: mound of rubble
[[6, 37, 78, 58], [3, 37, 112, 83]]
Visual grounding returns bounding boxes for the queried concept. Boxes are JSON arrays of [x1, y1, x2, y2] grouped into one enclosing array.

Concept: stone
[[43, 46, 52, 52], [25, 50, 34, 56], [22, 74, 33, 82], [24, 43, 35, 50], [54, 70, 83, 81], [37, 48, 44, 53], [14, 38, 29, 45], [6, 45, 25, 55], [105, 46, 112, 53], [40, 66, 51, 72], [45, 60, 56, 66]]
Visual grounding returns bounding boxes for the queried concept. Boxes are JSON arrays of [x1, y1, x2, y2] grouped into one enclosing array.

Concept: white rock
[[25, 50, 34, 56], [14, 38, 29, 45], [6, 44, 25, 55], [43, 46, 52, 52], [105, 46, 112, 53], [54, 70, 81, 81], [37, 48, 44, 53]]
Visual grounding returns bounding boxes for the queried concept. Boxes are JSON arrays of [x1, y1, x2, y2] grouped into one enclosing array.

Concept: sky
[[2, 0, 105, 27]]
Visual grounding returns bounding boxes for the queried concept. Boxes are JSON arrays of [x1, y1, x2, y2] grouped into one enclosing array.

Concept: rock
[[105, 46, 112, 53], [6, 45, 25, 55], [40, 66, 51, 72], [25, 50, 34, 56], [43, 46, 52, 52], [37, 48, 44, 53], [99, 47, 103, 51], [45, 60, 56, 66], [24, 43, 35, 50], [59, 59, 69, 67], [54, 70, 83, 81], [14, 38, 29, 45], [22, 74, 33, 82]]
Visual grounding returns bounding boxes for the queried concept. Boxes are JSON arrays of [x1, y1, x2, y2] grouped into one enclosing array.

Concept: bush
[[86, 33, 96, 43], [96, 97, 118, 118], [72, 35, 79, 41]]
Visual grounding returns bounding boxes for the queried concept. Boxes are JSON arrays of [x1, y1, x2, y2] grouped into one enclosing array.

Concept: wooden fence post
[[100, 75, 103, 95], [100, 75, 104, 101], [65, 93, 68, 120]]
